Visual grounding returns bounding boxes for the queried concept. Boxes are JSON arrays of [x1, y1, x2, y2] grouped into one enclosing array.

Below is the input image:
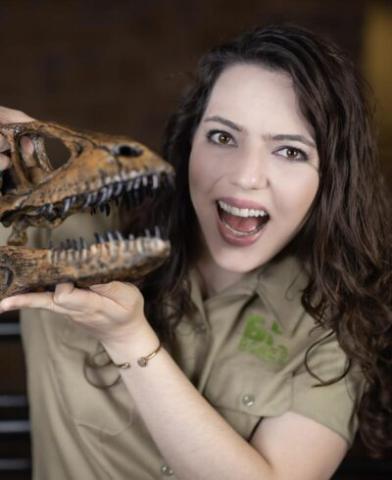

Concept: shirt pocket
[[50, 312, 136, 436], [203, 360, 293, 440]]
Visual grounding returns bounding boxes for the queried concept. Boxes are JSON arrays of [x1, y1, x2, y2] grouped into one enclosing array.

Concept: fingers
[[0, 291, 60, 314], [0, 135, 36, 172], [0, 132, 11, 172], [0, 283, 99, 316], [0, 281, 139, 324], [0, 107, 35, 151], [0, 153, 10, 170], [52, 282, 100, 311], [0, 132, 10, 171], [20, 136, 35, 155], [0, 134, 9, 152], [0, 135, 34, 153], [0, 106, 34, 124], [0, 105, 36, 169]]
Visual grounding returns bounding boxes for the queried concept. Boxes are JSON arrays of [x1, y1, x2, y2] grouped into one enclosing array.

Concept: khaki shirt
[[15, 216, 363, 479]]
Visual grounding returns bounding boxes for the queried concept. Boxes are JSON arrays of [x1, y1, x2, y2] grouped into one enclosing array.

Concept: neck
[[195, 255, 244, 299]]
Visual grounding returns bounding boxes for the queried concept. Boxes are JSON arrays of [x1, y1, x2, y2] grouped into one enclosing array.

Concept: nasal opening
[[115, 145, 143, 157]]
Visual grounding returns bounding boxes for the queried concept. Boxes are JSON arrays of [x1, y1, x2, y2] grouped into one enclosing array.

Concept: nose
[[231, 146, 269, 190]]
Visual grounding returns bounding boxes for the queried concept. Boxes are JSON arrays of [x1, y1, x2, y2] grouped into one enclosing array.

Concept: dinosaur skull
[[0, 121, 174, 299]]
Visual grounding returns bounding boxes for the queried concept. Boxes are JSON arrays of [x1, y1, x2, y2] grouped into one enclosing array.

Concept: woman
[[0, 24, 391, 480]]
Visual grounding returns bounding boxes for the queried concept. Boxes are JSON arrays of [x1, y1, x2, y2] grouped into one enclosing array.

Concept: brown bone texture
[[0, 121, 174, 300], [0, 238, 170, 299]]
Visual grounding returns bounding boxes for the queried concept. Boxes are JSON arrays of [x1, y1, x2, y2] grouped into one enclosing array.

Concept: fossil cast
[[0, 121, 174, 300]]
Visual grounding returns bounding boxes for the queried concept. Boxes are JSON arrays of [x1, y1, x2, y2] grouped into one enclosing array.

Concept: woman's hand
[[0, 106, 35, 171], [0, 281, 149, 347]]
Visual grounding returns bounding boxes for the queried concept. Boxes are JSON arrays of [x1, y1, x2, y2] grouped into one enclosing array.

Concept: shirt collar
[[189, 254, 309, 334], [189, 264, 261, 312], [255, 255, 309, 334]]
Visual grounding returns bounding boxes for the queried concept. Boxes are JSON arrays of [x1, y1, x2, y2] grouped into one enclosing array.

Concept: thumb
[[0, 134, 9, 152], [89, 281, 142, 310]]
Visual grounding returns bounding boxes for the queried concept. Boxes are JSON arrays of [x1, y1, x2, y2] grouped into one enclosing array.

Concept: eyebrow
[[204, 115, 243, 132], [264, 134, 316, 149], [204, 115, 316, 148]]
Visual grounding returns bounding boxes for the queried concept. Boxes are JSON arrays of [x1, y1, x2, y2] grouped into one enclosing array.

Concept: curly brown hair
[[122, 24, 392, 458]]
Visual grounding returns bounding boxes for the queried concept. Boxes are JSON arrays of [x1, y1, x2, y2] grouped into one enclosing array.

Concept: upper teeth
[[218, 200, 268, 218]]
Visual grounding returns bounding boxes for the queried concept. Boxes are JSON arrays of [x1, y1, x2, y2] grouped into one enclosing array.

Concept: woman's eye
[[206, 130, 235, 146], [276, 146, 308, 161]]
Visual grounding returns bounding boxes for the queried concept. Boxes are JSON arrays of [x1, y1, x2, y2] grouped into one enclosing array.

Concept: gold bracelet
[[113, 341, 162, 369]]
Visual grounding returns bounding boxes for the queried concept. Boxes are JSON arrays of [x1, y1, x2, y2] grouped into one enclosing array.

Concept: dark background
[[0, 1, 391, 479]]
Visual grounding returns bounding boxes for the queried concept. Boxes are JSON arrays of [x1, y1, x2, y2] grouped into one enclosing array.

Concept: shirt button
[[195, 323, 207, 334], [161, 464, 174, 476], [242, 394, 255, 407]]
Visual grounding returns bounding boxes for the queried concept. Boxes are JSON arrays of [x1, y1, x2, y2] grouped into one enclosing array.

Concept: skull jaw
[[0, 238, 170, 300]]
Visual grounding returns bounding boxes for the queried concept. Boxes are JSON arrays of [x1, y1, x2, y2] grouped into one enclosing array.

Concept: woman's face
[[189, 63, 319, 276]]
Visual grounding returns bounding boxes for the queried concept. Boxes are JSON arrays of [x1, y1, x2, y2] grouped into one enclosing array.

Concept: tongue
[[221, 211, 261, 233]]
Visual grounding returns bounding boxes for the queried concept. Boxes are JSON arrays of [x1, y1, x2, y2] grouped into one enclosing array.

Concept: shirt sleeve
[[289, 332, 365, 446]]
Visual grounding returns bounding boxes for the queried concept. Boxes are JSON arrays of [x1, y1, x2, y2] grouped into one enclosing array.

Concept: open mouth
[[2, 170, 174, 285], [39, 168, 173, 263], [27, 165, 174, 263], [216, 199, 270, 237]]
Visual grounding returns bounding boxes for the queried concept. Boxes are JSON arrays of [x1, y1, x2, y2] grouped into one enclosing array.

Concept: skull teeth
[[35, 171, 174, 221], [48, 227, 166, 264]]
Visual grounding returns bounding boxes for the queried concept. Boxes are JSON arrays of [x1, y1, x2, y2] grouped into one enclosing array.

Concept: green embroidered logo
[[239, 314, 288, 365]]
